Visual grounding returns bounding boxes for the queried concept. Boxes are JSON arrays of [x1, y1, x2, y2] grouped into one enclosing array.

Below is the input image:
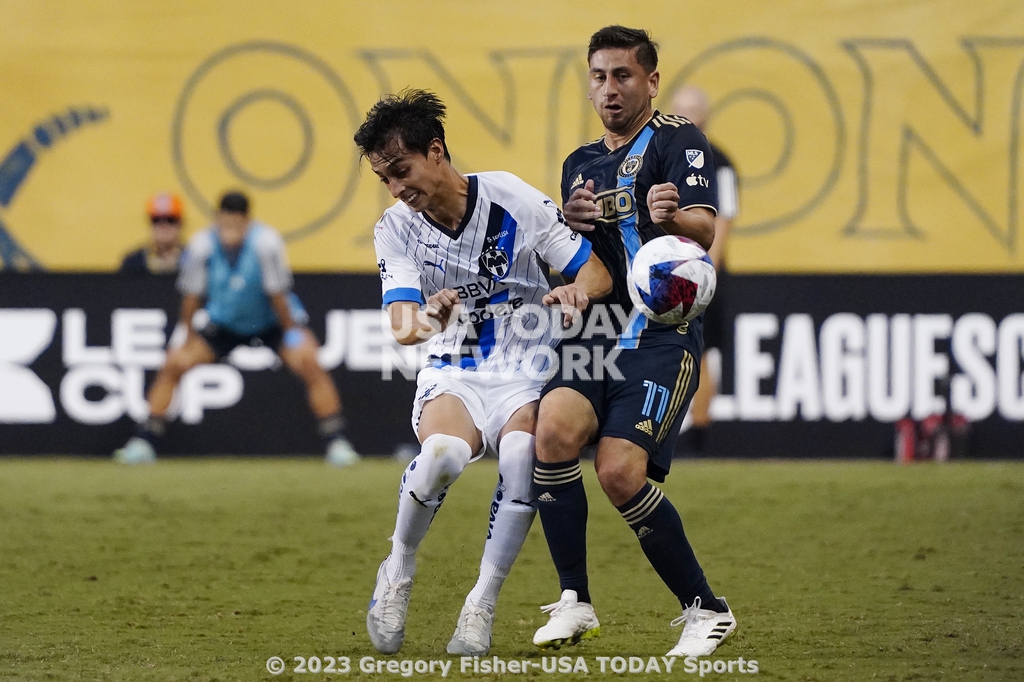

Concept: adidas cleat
[[113, 437, 156, 464], [532, 589, 600, 650], [666, 597, 737, 657], [446, 601, 494, 656], [366, 559, 413, 654]]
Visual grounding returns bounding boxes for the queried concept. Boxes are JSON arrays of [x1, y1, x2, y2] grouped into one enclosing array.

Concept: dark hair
[[353, 88, 451, 161], [219, 191, 250, 215], [588, 25, 659, 73]]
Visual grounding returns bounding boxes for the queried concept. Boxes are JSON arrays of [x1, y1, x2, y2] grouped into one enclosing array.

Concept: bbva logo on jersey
[[479, 248, 510, 280]]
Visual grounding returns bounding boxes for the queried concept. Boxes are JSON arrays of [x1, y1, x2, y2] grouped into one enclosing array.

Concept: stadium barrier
[[0, 273, 1021, 458]]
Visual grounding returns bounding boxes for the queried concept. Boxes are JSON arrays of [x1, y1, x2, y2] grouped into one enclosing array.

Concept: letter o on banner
[[171, 41, 361, 242], [665, 38, 846, 237]]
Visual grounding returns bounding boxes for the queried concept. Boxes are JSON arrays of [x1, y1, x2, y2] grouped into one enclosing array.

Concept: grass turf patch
[[0, 459, 1021, 681]]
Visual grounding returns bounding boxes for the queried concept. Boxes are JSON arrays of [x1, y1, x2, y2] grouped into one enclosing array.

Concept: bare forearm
[[661, 207, 715, 252], [270, 292, 296, 330], [389, 302, 440, 346], [573, 252, 612, 300], [179, 294, 202, 333]]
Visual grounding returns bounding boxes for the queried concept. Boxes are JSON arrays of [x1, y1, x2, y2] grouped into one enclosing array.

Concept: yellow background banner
[[0, 0, 1021, 273]]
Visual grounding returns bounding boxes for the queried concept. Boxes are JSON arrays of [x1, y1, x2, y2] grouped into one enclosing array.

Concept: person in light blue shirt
[[114, 191, 359, 467]]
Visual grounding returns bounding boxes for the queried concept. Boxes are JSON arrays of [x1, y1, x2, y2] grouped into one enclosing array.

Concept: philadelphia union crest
[[618, 154, 643, 179]]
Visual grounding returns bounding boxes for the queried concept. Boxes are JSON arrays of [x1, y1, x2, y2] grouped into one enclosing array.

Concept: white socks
[[386, 433, 473, 582], [466, 431, 536, 611]]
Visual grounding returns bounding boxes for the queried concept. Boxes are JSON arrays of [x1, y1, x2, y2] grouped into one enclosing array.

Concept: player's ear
[[429, 138, 445, 162], [649, 69, 660, 99]]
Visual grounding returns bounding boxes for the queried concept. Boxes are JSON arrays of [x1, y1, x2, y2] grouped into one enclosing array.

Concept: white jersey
[[375, 171, 592, 375]]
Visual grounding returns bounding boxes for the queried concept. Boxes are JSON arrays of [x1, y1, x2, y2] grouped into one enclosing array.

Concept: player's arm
[[526, 190, 612, 326], [178, 293, 204, 338], [647, 123, 719, 251], [175, 232, 212, 337], [387, 289, 460, 345], [647, 187, 715, 251], [269, 292, 298, 331], [543, 251, 612, 327], [253, 227, 302, 334]]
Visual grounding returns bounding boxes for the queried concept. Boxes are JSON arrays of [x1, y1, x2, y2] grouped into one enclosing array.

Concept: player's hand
[[647, 182, 680, 225], [543, 283, 589, 328], [562, 179, 601, 232], [424, 288, 461, 332]]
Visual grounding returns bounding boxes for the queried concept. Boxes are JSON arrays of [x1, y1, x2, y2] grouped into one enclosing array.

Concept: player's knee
[[290, 347, 321, 378], [163, 349, 196, 378], [498, 431, 535, 501], [535, 416, 588, 463], [595, 455, 646, 503], [407, 433, 473, 498]]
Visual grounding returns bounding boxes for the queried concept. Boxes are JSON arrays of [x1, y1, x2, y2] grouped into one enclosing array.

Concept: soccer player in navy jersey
[[112, 191, 360, 467], [530, 26, 737, 657]]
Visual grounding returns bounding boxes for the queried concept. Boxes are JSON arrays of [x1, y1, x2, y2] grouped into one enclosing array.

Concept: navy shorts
[[199, 323, 285, 361], [541, 322, 704, 482]]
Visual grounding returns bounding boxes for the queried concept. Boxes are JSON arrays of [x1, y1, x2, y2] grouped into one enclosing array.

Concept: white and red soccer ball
[[627, 235, 717, 325]]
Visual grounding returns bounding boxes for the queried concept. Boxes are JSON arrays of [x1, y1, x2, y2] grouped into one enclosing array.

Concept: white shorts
[[411, 367, 542, 457]]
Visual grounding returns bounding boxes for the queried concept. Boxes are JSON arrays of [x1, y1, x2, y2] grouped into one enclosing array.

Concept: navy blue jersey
[[561, 112, 717, 347]]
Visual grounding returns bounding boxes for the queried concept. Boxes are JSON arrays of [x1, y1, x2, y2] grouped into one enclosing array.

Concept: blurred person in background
[[119, 192, 185, 274], [671, 85, 740, 454], [113, 190, 360, 467]]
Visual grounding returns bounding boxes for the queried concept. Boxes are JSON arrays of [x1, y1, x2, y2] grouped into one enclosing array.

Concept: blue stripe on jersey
[[561, 238, 592, 279], [382, 287, 426, 305], [616, 126, 656, 264], [477, 288, 510, 360], [478, 204, 517, 282], [616, 125, 657, 350]]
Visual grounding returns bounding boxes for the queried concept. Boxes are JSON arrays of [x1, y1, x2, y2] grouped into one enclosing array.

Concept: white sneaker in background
[[113, 437, 156, 464], [325, 438, 360, 467]]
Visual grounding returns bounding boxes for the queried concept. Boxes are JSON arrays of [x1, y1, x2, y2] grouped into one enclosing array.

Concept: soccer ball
[[627, 235, 717, 325]]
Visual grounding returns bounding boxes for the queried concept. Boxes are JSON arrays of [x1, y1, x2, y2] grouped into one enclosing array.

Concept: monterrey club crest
[[479, 248, 510, 280], [618, 154, 643, 178]]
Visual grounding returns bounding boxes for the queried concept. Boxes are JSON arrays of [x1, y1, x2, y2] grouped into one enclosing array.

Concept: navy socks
[[617, 482, 726, 613], [533, 459, 591, 603]]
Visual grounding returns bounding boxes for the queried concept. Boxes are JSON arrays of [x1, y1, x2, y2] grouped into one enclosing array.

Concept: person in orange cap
[[119, 192, 185, 274]]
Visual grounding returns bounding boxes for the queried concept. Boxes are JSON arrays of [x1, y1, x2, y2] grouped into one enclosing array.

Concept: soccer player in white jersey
[[354, 90, 611, 655]]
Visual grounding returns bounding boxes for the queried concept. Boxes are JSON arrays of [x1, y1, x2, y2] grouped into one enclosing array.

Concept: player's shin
[[387, 433, 472, 581], [616, 482, 726, 613], [466, 431, 536, 610], [533, 457, 590, 603]]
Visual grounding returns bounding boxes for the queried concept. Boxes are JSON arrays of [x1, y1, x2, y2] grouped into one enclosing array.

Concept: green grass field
[[1, 458, 1021, 681]]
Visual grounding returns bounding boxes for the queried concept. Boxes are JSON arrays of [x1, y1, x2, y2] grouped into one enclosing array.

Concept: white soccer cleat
[[532, 589, 600, 649], [113, 437, 156, 465], [447, 601, 494, 655], [325, 438, 361, 467], [366, 559, 413, 654], [666, 597, 737, 657]]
